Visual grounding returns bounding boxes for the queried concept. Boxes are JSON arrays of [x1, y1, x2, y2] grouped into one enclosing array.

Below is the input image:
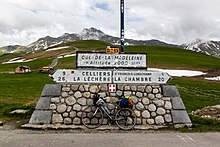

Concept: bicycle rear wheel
[[115, 108, 136, 130], [81, 105, 103, 129]]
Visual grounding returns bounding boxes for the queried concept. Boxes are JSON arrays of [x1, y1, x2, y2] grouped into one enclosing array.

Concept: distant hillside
[[0, 27, 179, 53], [1, 28, 220, 58], [183, 39, 220, 58]]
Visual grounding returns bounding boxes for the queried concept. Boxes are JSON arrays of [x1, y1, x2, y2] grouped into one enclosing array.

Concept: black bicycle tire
[[81, 106, 103, 129], [115, 108, 136, 130]]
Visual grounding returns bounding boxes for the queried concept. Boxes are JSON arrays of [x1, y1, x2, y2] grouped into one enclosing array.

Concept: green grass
[[0, 58, 53, 72], [169, 77, 220, 113], [126, 46, 220, 70], [56, 56, 76, 69], [65, 40, 111, 51], [0, 72, 53, 121]]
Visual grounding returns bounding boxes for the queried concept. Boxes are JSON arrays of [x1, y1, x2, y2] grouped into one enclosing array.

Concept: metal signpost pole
[[120, 0, 125, 53]]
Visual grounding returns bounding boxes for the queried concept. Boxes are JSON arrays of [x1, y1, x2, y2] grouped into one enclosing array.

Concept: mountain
[[5, 27, 178, 53], [184, 39, 220, 58], [0, 45, 26, 54], [1, 27, 220, 59]]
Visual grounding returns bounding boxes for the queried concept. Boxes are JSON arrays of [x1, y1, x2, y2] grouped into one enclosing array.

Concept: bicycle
[[81, 93, 136, 130]]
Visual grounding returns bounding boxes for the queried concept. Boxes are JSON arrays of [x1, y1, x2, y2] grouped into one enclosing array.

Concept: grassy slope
[[126, 46, 220, 71], [0, 40, 219, 131]]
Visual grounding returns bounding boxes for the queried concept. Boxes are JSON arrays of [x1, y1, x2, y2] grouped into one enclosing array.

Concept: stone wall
[[28, 84, 192, 129]]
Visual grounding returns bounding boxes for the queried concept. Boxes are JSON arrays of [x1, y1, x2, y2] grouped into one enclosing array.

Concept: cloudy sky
[[0, 0, 220, 47]]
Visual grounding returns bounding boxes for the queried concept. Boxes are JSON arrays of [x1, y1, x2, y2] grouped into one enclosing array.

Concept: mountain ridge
[[1, 27, 220, 58]]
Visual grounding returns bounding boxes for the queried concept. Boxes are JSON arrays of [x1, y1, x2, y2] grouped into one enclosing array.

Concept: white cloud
[[0, 0, 220, 46]]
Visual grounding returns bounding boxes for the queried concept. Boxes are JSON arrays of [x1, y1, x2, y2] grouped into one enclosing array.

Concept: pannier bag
[[120, 96, 134, 108]]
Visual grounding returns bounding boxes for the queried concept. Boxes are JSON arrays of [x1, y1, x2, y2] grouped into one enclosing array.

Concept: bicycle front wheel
[[115, 108, 136, 130], [81, 105, 103, 129]]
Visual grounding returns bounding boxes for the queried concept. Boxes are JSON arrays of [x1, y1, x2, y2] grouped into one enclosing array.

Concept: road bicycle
[[81, 93, 136, 130]]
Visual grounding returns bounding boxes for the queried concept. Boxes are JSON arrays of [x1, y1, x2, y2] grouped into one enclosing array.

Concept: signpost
[[52, 69, 171, 84], [76, 52, 147, 69], [106, 46, 120, 54], [120, 0, 125, 53], [52, 1, 172, 85], [113, 70, 171, 84]]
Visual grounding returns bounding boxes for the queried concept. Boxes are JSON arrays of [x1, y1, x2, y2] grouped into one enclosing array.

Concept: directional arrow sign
[[52, 69, 112, 84], [53, 69, 171, 84], [113, 70, 171, 84]]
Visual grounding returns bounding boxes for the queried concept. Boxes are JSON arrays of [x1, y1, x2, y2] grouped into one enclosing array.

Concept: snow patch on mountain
[[184, 38, 220, 58], [79, 27, 105, 40]]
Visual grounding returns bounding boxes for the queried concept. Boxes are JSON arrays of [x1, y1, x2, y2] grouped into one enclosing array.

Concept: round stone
[[62, 87, 70, 92], [131, 86, 137, 91], [73, 117, 81, 124], [71, 85, 79, 91], [87, 99, 94, 105], [62, 92, 68, 98], [84, 85, 90, 91], [89, 85, 99, 93], [64, 117, 72, 124], [136, 102, 144, 111], [108, 104, 115, 110], [142, 98, 150, 105], [66, 96, 76, 105], [61, 98, 65, 103], [145, 86, 152, 93], [100, 85, 107, 91], [147, 119, 155, 125], [155, 94, 162, 98], [136, 118, 142, 125], [83, 92, 91, 98], [50, 104, 56, 110], [77, 98, 87, 106], [52, 114, 63, 123], [134, 110, 141, 117], [63, 112, 69, 117], [73, 104, 81, 111], [148, 104, 156, 112], [153, 88, 159, 94], [164, 114, 172, 122], [153, 100, 165, 107], [151, 112, 157, 117], [70, 111, 76, 118], [51, 97, 60, 103], [124, 91, 132, 96], [74, 91, 82, 98], [79, 85, 85, 92], [99, 92, 106, 98], [77, 112, 82, 117], [131, 96, 138, 104], [136, 92, 143, 98], [57, 104, 67, 113], [110, 97, 118, 103], [116, 90, 123, 96], [165, 101, 172, 109], [142, 110, 150, 118], [155, 116, 164, 124], [124, 86, 130, 90], [67, 106, 72, 112], [137, 86, 145, 92], [148, 94, 155, 100], [69, 91, 74, 95], [156, 108, 166, 115]]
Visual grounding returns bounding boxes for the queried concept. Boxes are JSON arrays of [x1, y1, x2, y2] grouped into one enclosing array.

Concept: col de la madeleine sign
[[76, 51, 147, 69]]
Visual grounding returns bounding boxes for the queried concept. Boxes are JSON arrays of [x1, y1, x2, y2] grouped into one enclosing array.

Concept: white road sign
[[113, 70, 171, 84], [77, 52, 147, 68], [52, 69, 171, 84], [52, 69, 112, 83]]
